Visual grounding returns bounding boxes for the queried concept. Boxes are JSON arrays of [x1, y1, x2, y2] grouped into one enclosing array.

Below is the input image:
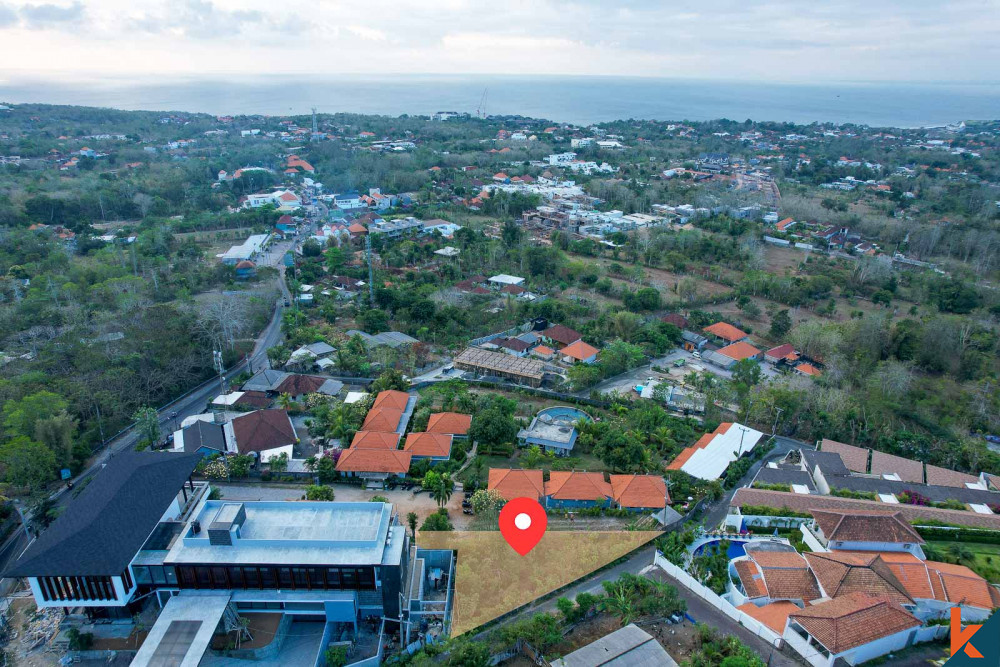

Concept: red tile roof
[[703, 322, 748, 342], [718, 341, 761, 361], [804, 552, 914, 605], [335, 448, 411, 474], [819, 439, 869, 473], [541, 324, 582, 346], [811, 510, 924, 545], [737, 601, 797, 634], [426, 412, 472, 436], [488, 468, 544, 501], [926, 561, 997, 610], [735, 560, 768, 598], [351, 431, 401, 449], [795, 362, 822, 377], [372, 390, 410, 411], [661, 313, 689, 329], [403, 432, 453, 458], [544, 471, 612, 501], [666, 423, 732, 470], [230, 410, 296, 455], [276, 374, 326, 396], [765, 343, 795, 360], [851, 552, 934, 600], [560, 340, 600, 361], [609, 474, 668, 509], [362, 407, 402, 432], [788, 593, 920, 654]]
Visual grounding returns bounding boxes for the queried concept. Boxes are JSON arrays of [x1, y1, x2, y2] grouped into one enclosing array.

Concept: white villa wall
[[652, 553, 784, 649]]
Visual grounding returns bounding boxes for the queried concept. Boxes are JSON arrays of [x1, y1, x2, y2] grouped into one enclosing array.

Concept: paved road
[[48, 263, 291, 510]]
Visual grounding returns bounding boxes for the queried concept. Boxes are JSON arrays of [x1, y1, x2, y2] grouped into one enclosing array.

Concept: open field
[[926, 541, 1000, 583]]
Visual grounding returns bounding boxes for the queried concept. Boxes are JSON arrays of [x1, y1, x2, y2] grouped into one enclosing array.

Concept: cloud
[[130, 0, 268, 39], [346, 25, 387, 42], [18, 1, 84, 29]]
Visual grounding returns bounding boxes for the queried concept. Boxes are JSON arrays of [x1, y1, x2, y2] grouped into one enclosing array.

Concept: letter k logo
[[951, 608, 983, 658]]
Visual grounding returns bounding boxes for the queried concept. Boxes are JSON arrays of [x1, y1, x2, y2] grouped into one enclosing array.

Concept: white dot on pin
[[514, 513, 532, 530]]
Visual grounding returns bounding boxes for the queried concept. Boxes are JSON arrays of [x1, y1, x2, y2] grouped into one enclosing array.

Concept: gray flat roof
[[551, 624, 676, 666], [130, 592, 231, 667], [165, 501, 403, 566]]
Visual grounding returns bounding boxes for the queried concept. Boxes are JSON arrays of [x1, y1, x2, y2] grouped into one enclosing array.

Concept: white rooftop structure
[[221, 234, 270, 264], [344, 391, 368, 404], [211, 392, 245, 407], [878, 493, 900, 504], [680, 422, 764, 481], [488, 274, 525, 287], [130, 592, 232, 667]]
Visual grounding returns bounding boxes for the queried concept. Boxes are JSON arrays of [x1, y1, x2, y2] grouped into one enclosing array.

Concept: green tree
[[731, 359, 762, 388], [133, 406, 161, 446], [305, 485, 335, 501], [447, 641, 490, 667], [369, 369, 410, 393], [768, 309, 792, 339], [469, 408, 518, 449], [323, 645, 347, 667], [407, 511, 418, 537], [420, 508, 454, 531], [0, 436, 57, 493], [228, 454, 254, 479], [3, 391, 70, 440], [268, 452, 289, 472], [431, 473, 455, 507]]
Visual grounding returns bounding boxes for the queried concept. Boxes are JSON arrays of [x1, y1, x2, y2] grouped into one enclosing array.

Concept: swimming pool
[[535, 406, 592, 424], [692, 539, 749, 560]]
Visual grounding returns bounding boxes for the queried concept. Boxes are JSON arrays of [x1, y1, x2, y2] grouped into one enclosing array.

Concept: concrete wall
[[653, 553, 784, 650]]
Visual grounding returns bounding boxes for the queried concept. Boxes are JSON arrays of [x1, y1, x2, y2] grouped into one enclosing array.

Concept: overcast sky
[[1, 0, 998, 83]]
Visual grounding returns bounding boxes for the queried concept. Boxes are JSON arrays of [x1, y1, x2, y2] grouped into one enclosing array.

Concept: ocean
[[1, 73, 998, 128]]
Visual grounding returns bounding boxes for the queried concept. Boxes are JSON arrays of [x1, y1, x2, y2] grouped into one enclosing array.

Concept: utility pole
[[311, 107, 318, 134], [213, 349, 226, 396], [772, 406, 784, 436], [364, 234, 375, 307]]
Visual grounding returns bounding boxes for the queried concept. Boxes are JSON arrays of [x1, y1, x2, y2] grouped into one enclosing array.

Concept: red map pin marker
[[499, 497, 547, 556]]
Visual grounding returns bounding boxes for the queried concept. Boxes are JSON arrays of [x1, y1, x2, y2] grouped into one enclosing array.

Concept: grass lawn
[[926, 541, 1000, 583]]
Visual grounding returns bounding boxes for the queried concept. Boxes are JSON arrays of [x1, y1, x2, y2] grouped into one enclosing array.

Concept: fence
[[781, 627, 831, 667], [652, 552, 785, 650]]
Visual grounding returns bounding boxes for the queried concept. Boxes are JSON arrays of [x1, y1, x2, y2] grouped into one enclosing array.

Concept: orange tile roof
[[351, 431, 400, 449], [426, 412, 472, 436], [488, 468, 544, 501], [795, 362, 822, 377], [667, 424, 731, 470], [544, 471, 612, 501], [737, 601, 797, 634], [533, 345, 554, 355], [373, 390, 410, 411], [718, 341, 761, 361], [336, 447, 411, 474], [610, 474, 668, 508], [804, 552, 913, 606], [926, 561, 996, 610], [403, 432, 453, 458], [788, 592, 920, 654], [810, 510, 924, 544], [703, 322, 748, 342], [851, 552, 934, 600], [735, 560, 768, 598], [560, 340, 600, 361], [819, 439, 869, 473], [362, 407, 402, 432]]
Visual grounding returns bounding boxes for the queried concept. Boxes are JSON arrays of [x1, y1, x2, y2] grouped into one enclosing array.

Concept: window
[[277, 568, 293, 588], [195, 567, 211, 588], [178, 567, 197, 587], [293, 568, 308, 588], [358, 568, 375, 589], [211, 567, 228, 588], [327, 569, 341, 587], [341, 568, 357, 589], [151, 567, 167, 585], [164, 567, 178, 586], [244, 567, 260, 589], [260, 568, 275, 588], [228, 568, 244, 589], [308, 568, 325, 588], [134, 567, 152, 585]]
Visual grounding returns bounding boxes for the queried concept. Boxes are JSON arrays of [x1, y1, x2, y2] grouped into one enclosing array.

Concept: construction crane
[[476, 88, 488, 119]]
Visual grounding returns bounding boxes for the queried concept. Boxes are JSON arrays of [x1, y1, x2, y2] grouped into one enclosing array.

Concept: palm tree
[[432, 474, 455, 508], [276, 393, 295, 410], [407, 512, 418, 538]]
